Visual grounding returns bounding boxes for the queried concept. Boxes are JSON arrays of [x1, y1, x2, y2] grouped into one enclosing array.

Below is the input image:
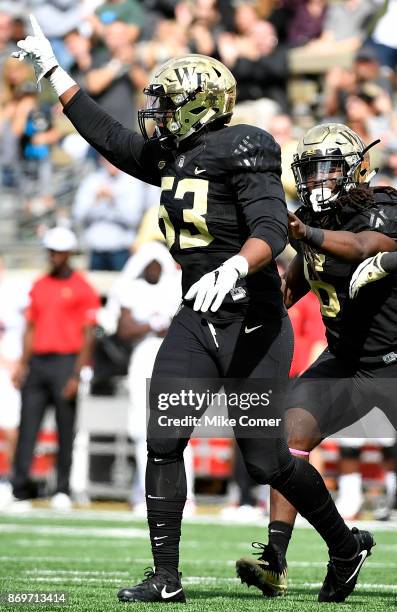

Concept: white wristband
[[48, 66, 77, 97], [223, 255, 249, 279]]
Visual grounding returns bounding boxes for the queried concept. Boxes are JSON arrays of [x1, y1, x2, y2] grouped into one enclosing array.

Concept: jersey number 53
[[159, 177, 214, 249]]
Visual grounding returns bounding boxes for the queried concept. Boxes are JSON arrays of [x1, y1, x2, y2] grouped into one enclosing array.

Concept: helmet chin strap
[[310, 187, 338, 212]]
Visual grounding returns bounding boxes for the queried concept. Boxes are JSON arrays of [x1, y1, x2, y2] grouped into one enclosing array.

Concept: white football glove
[[12, 15, 58, 83], [349, 252, 388, 299], [185, 255, 248, 313]]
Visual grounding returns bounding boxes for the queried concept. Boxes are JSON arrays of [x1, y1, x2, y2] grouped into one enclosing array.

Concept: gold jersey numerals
[[159, 177, 214, 249], [303, 253, 341, 318]]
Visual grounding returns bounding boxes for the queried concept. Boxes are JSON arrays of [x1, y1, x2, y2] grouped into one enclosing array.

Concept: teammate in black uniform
[[14, 19, 375, 604], [236, 123, 397, 599]]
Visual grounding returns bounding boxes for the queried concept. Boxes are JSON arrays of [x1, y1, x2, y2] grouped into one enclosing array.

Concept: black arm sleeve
[[63, 89, 161, 186], [381, 251, 397, 272], [232, 170, 288, 258]]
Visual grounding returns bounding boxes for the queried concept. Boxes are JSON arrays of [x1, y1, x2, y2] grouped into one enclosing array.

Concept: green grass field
[[0, 511, 396, 611]]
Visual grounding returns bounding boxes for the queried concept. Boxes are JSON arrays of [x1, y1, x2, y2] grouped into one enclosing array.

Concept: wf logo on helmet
[[173, 66, 210, 89]]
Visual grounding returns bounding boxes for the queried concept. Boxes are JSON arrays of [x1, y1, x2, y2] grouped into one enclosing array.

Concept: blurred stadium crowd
[[0, 0, 396, 519]]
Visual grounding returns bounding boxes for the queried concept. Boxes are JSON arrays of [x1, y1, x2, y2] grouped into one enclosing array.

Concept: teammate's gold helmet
[[292, 123, 372, 212], [138, 54, 236, 146]]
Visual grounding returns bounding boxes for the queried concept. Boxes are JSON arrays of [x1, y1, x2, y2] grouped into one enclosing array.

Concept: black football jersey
[[64, 90, 288, 321], [297, 189, 397, 362]]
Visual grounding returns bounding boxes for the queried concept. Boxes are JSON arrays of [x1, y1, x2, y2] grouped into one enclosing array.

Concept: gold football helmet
[[292, 123, 374, 212], [138, 54, 236, 146]]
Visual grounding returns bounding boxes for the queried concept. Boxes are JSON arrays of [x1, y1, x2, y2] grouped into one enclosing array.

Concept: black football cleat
[[318, 527, 375, 603], [236, 542, 287, 597], [117, 567, 186, 603]]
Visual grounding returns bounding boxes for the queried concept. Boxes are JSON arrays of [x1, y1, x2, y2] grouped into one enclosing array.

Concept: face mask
[[309, 187, 338, 212]]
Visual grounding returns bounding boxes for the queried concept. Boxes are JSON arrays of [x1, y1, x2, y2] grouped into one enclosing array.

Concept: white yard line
[[0, 509, 142, 522], [14, 561, 397, 570], [13, 534, 393, 555], [288, 561, 397, 568], [26, 570, 130, 576], [18, 577, 126, 584], [0, 524, 147, 539], [18, 576, 397, 591], [1, 508, 397, 531], [0, 556, 118, 563], [1, 509, 141, 521], [300, 582, 397, 591]]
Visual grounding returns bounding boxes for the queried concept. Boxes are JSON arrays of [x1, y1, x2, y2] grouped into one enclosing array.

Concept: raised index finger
[[30, 14, 45, 38]]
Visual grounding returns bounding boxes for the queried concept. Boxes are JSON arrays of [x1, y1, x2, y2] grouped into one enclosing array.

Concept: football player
[[14, 18, 375, 604], [237, 123, 397, 599]]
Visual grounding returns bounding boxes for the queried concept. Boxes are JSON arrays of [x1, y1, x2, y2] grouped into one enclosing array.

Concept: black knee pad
[[240, 438, 293, 484], [146, 455, 187, 500], [340, 446, 361, 460], [147, 437, 188, 463]]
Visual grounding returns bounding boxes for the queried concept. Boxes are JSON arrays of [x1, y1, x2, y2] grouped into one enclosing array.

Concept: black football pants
[[145, 306, 355, 572], [13, 354, 77, 500], [147, 305, 294, 483]]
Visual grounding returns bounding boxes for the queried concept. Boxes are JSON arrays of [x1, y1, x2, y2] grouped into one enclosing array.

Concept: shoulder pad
[[373, 186, 397, 206], [367, 203, 397, 237], [342, 208, 372, 232], [341, 202, 397, 237], [225, 125, 281, 173]]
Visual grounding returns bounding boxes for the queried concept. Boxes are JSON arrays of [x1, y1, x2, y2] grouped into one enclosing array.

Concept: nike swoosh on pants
[[244, 325, 263, 334]]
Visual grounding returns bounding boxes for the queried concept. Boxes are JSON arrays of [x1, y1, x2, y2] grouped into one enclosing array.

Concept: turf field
[[0, 511, 396, 611]]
